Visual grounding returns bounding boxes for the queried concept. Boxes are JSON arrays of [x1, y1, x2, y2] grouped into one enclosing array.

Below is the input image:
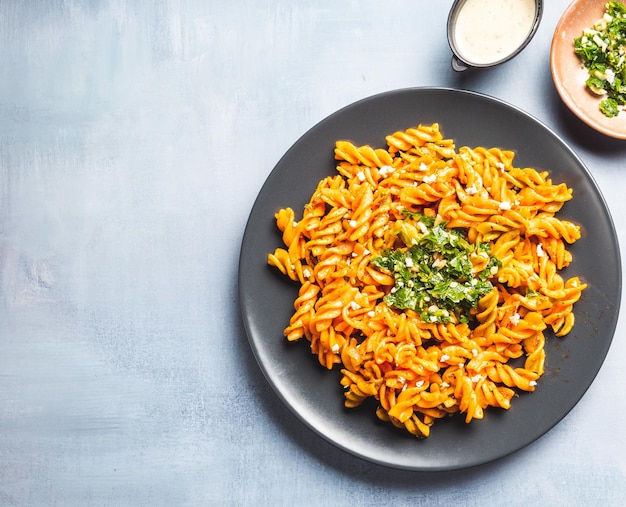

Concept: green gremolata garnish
[[372, 211, 500, 324], [574, 1, 626, 117]]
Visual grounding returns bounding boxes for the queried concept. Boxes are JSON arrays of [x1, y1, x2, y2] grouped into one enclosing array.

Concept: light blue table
[[1, 1, 624, 505]]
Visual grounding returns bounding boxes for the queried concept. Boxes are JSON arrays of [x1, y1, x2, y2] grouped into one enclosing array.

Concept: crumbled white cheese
[[536, 243, 544, 257], [509, 312, 521, 326], [349, 219, 358, 228], [499, 201, 511, 211], [466, 184, 478, 195], [415, 380, 425, 388], [432, 257, 447, 269], [471, 374, 482, 383], [303, 268, 312, 279], [593, 34, 608, 52], [367, 310, 375, 318], [423, 174, 437, 184], [356, 171, 366, 182], [418, 162, 429, 172], [440, 354, 450, 362], [529, 380, 537, 387], [331, 344, 340, 353], [350, 301, 361, 311], [379, 165, 395, 177], [606, 68, 616, 85], [471, 349, 478, 357], [405, 257, 414, 268]]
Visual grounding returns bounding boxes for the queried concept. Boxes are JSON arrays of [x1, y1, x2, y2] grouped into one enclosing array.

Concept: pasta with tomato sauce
[[267, 122, 586, 438]]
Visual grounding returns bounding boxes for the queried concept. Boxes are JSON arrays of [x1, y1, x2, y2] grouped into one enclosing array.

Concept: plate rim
[[238, 86, 622, 471]]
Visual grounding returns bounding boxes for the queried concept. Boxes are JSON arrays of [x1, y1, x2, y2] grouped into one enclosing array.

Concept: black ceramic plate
[[238, 87, 621, 471]]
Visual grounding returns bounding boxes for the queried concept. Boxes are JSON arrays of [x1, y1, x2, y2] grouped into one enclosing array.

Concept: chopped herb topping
[[574, 1, 626, 117], [372, 212, 500, 324]]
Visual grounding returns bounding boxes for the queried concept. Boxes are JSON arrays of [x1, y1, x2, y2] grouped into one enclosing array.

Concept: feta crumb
[[418, 162, 429, 172], [536, 243, 544, 257], [471, 374, 482, 383], [405, 257, 414, 268], [440, 354, 450, 362], [303, 268, 312, 279], [415, 380, 425, 388], [423, 174, 437, 184], [356, 171, 366, 182], [509, 313, 521, 326], [331, 344, 340, 353], [593, 34, 608, 51], [471, 349, 478, 357], [606, 68, 616, 85], [466, 184, 478, 195], [349, 219, 358, 228], [432, 257, 447, 269], [367, 310, 375, 317], [499, 201, 511, 211], [379, 165, 395, 177], [529, 380, 537, 387], [350, 301, 361, 311]]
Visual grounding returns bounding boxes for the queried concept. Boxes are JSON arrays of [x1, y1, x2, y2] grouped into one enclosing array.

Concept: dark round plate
[[238, 87, 621, 471]]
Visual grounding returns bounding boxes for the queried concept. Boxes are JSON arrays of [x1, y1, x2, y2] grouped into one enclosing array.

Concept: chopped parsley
[[372, 212, 500, 324], [574, 1, 626, 117]]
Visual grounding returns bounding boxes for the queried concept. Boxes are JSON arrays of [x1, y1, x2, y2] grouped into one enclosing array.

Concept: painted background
[[0, 1, 624, 505]]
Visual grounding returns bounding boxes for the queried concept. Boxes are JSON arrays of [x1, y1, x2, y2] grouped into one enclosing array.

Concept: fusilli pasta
[[267, 123, 586, 438]]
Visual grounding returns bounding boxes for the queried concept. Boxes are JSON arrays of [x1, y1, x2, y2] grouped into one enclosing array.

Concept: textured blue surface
[[0, 1, 624, 505]]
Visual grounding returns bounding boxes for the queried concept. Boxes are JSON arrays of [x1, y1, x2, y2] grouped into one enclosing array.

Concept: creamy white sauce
[[453, 0, 537, 65]]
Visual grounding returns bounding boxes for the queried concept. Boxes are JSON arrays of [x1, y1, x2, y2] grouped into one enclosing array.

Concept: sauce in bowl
[[449, 0, 540, 68]]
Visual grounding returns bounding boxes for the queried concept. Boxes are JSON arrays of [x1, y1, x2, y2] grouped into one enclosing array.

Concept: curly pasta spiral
[[268, 122, 587, 438]]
